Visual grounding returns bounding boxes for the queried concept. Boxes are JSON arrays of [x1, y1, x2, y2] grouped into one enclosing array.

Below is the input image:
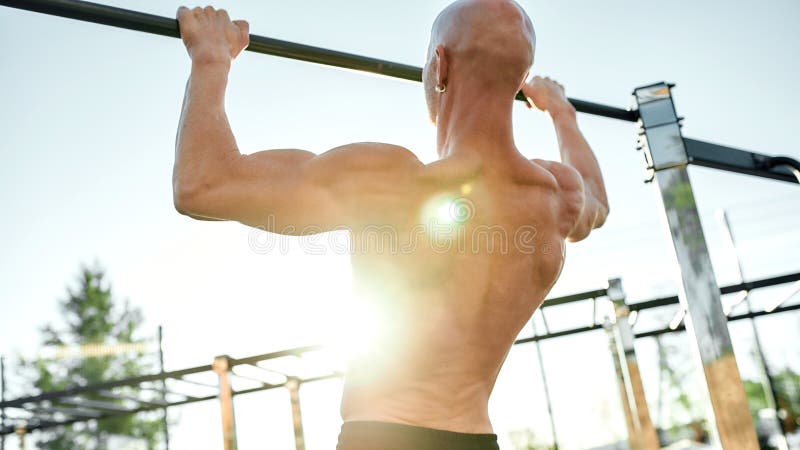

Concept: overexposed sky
[[1, 0, 799, 449]]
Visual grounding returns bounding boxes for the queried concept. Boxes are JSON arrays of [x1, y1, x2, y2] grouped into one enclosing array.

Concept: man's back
[[339, 145, 574, 433]]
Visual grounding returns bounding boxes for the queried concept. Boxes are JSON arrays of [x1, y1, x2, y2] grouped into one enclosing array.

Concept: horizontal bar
[[541, 287, 608, 308], [96, 389, 167, 407], [684, 138, 799, 184], [1, 392, 220, 436], [629, 271, 800, 312], [58, 397, 132, 413], [230, 344, 323, 368], [635, 301, 800, 339], [515, 324, 603, 345], [0, 0, 637, 121], [0, 363, 212, 408], [720, 271, 800, 295], [25, 404, 102, 419], [231, 373, 342, 398]]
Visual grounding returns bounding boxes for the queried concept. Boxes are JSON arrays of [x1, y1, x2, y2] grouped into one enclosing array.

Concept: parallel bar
[[0, 0, 637, 121], [684, 138, 799, 184]]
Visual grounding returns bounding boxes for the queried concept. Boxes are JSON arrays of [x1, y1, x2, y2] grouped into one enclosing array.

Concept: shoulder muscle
[[531, 159, 586, 238]]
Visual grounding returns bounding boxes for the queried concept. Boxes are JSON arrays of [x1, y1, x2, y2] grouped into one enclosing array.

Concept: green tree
[[772, 368, 800, 433], [654, 334, 706, 430], [18, 265, 164, 449], [743, 368, 800, 435]]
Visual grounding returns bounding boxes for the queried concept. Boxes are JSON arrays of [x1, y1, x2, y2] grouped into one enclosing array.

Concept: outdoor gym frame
[[0, 0, 799, 449], [2, 272, 800, 450]]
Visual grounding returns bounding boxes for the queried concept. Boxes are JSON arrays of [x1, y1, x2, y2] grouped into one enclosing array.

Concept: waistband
[[337, 420, 499, 450]]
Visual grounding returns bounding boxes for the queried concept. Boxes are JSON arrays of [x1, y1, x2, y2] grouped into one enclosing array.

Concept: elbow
[[566, 199, 609, 243], [173, 177, 209, 217], [594, 200, 610, 229]]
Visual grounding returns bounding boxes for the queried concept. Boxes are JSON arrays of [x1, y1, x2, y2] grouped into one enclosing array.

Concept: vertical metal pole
[[718, 210, 789, 446], [655, 336, 665, 429], [14, 426, 24, 450], [634, 82, 758, 449], [605, 318, 640, 450], [607, 279, 660, 450], [157, 326, 170, 450], [531, 317, 560, 449], [1, 355, 5, 450], [212, 356, 238, 450], [286, 378, 306, 450]]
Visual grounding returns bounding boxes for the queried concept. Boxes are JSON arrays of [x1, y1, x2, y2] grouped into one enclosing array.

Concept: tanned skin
[[175, 0, 608, 434]]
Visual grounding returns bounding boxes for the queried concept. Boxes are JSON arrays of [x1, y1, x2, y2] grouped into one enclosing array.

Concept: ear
[[435, 44, 448, 87]]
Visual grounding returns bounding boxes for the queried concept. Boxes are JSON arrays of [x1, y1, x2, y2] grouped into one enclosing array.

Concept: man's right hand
[[176, 6, 250, 66], [521, 76, 575, 118]]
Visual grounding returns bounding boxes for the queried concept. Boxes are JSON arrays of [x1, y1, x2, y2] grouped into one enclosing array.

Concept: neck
[[435, 84, 518, 159]]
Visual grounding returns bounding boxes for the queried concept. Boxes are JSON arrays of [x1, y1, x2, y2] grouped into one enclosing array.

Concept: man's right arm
[[523, 76, 609, 242]]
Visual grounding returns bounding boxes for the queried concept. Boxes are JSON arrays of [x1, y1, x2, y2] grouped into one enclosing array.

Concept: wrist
[[548, 101, 577, 122], [189, 46, 232, 70], [191, 57, 231, 71]]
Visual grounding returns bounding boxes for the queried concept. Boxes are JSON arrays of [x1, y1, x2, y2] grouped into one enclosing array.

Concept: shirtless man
[[174, 0, 608, 448]]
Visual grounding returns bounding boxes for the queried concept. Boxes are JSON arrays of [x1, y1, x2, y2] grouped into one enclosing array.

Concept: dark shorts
[[336, 421, 499, 450]]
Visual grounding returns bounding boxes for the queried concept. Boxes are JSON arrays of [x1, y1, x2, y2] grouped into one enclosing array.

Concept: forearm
[[174, 61, 239, 193], [550, 105, 608, 208]]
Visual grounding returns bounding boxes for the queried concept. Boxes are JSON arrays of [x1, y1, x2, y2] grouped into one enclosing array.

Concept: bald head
[[430, 0, 534, 89], [423, 0, 535, 122]]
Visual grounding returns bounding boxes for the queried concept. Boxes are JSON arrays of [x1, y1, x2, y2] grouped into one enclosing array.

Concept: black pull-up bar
[[0, 0, 639, 122]]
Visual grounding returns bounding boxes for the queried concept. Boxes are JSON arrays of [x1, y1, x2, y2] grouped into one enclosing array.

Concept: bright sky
[[1, 0, 799, 449]]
